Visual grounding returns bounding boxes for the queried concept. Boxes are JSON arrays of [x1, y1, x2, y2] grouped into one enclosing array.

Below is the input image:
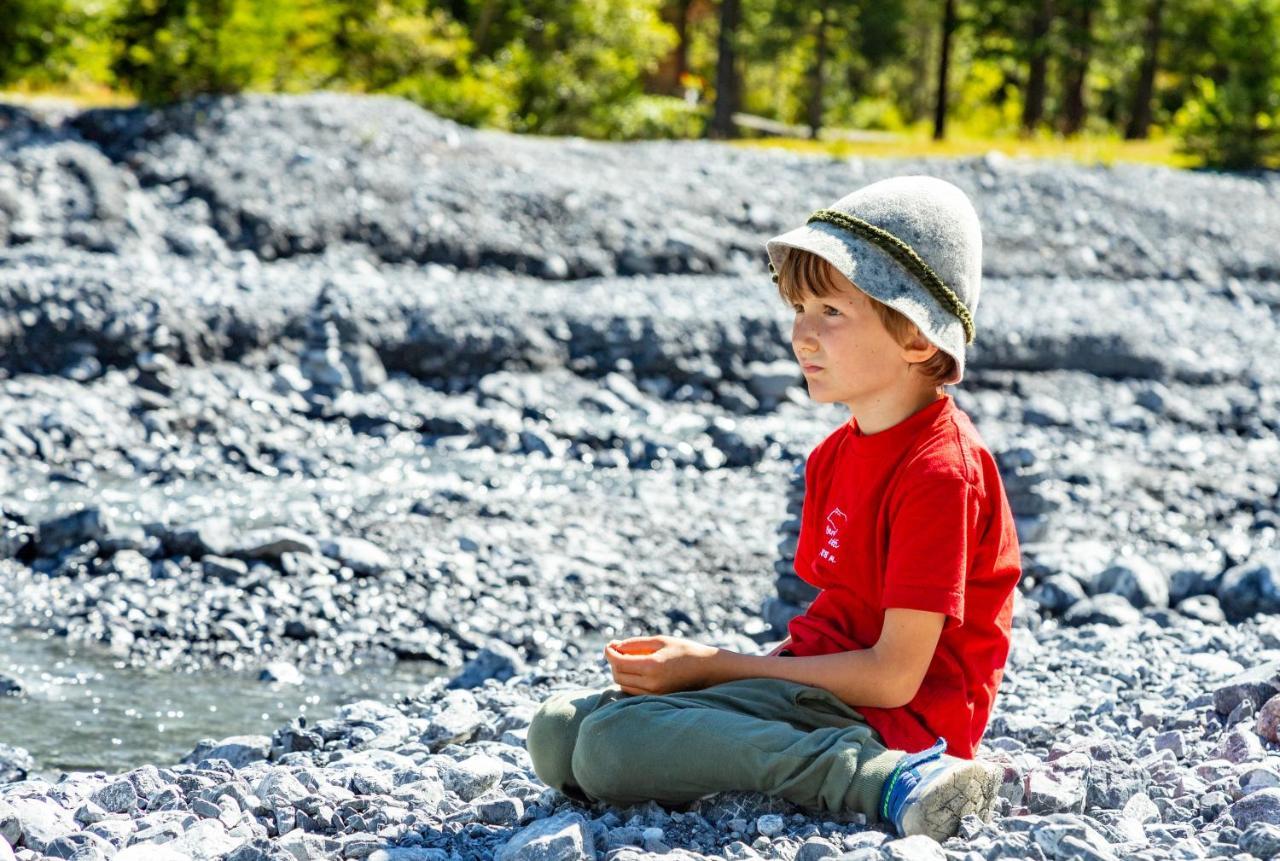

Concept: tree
[[0, 0, 72, 86], [710, 0, 741, 136], [1020, 0, 1054, 133], [1057, 0, 1092, 135], [806, 4, 829, 137], [1124, 0, 1163, 139], [933, 0, 957, 139], [1173, 0, 1280, 168]]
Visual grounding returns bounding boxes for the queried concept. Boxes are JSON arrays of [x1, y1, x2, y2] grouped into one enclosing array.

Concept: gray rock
[[184, 734, 271, 768], [1217, 551, 1280, 621], [437, 752, 505, 801], [1153, 730, 1186, 758], [320, 536, 394, 576], [755, 814, 784, 838], [794, 837, 839, 861], [1229, 788, 1280, 829], [1121, 792, 1161, 825], [36, 506, 114, 555], [446, 640, 526, 690], [1240, 822, 1280, 860], [1029, 573, 1087, 613], [422, 689, 485, 750], [164, 517, 236, 558], [744, 361, 799, 405], [1096, 556, 1169, 608], [474, 796, 524, 826], [230, 527, 319, 560], [1025, 753, 1090, 815], [202, 555, 249, 582], [1086, 758, 1149, 811], [258, 661, 303, 685], [0, 743, 32, 782], [1175, 594, 1225, 624], [1211, 724, 1265, 763], [1213, 661, 1280, 715], [882, 834, 947, 860], [91, 778, 140, 813], [333, 700, 411, 749], [43, 831, 116, 861], [495, 811, 593, 861], [1063, 594, 1142, 627], [0, 797, 75, 852]]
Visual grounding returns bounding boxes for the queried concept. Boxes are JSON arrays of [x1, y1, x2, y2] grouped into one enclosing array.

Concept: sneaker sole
[[897, 759, 1000, 843]]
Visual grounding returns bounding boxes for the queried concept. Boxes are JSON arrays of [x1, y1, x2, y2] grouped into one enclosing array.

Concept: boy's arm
[[709, 608, 945, 709]]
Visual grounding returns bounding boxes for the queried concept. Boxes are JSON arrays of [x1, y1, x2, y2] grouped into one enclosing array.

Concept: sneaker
[[878, 737, 1000, 842]]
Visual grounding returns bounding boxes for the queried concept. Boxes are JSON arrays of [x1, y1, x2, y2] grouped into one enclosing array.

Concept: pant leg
[[569, 677, 904, 820], [526, 685, 629, 802]]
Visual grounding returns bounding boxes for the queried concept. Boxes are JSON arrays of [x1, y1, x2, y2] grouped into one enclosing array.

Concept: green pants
[[525, 677, 905, 821]]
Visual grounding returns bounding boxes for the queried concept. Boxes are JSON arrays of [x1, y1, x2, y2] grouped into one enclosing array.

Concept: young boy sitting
[[525, 175, 1023, 843]]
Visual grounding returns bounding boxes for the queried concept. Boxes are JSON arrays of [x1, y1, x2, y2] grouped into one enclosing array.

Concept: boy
[[526, 175, 1023, 843]]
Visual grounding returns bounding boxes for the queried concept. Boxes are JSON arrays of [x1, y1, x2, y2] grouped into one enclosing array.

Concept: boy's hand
[[603, 635, 721, 696]]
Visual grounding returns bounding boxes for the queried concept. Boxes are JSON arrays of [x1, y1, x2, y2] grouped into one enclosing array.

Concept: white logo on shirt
[[820, 507, 846, 563]]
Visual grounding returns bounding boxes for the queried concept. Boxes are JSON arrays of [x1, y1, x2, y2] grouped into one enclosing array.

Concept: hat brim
[[766, 220, 967, 385]]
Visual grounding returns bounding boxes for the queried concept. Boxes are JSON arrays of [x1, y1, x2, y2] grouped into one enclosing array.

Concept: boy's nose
[[792, 319, 819, 350]]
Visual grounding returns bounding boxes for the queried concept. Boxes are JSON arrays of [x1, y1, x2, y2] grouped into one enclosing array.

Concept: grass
[[730, 125, 1201, 170], [0, 84, 1203, 170], [0, 82, 137, 109]]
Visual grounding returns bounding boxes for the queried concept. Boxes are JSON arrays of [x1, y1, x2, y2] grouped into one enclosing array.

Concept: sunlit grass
[[0, 82, 137, 109], [732, 126, 1199, 170], [0, 84, 1202, 171]]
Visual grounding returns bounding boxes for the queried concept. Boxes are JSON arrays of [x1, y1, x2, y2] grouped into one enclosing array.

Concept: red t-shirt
[[785, 393, 1022, 759]]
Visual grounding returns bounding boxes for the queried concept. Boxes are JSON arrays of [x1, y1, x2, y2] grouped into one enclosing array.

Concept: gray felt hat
[[765, 175, 983, 385]]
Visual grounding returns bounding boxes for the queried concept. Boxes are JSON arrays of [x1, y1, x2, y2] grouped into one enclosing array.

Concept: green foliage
[[0, 0, 1277, 161], [494, 0, 678, 135], [0, 0, 114, 88], [1171, 0, 1280, 169], [600, 93, 708, 139]]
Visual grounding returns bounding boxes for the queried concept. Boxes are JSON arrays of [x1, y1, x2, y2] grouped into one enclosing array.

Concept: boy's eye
[[823, 305, 841, 316]]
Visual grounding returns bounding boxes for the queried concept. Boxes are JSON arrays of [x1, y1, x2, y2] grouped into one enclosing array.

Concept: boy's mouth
[[802, 363, 823, 373]]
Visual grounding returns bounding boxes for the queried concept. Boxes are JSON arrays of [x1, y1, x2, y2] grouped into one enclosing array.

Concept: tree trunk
[[933, 0, 956, 141], [672, 0, 693, 94], [1124, 0, 1164, 140], [474, 0, 499, 56], [1021, 0, 1054, 133], [1059, 0, 1092, 136], [807, 6, 829, 138], [710, 0, 741, 138]]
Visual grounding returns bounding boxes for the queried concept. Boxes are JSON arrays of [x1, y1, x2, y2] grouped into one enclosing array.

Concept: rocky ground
[[0, 92, 1278, 860]]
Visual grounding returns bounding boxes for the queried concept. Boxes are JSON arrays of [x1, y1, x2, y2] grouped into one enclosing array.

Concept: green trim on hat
[[806, 208, 976, 345]]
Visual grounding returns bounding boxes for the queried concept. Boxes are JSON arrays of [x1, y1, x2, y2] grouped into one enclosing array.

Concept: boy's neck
[[844, 385, 945, 436]]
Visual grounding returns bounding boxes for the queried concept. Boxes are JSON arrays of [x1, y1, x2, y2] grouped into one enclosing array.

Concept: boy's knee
[[526, 692, 584, 793], [571, 701, 647, 803], [527, 687, 619, 799]]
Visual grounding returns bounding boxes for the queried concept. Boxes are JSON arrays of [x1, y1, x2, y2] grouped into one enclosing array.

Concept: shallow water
[[0, 627, 445, 781]]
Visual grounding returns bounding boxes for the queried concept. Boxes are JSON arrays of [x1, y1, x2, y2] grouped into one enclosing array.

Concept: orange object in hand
[[607, 639, 660, 655]]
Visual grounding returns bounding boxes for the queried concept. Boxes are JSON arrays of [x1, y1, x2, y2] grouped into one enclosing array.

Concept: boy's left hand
[[603, 635, 722, 696]]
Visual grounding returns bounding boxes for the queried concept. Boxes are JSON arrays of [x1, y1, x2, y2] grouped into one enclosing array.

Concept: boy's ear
[[899, 326, 939, 363]]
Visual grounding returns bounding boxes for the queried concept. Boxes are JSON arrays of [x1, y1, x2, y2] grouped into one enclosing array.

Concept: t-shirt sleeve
[[881, 477, 980, 630]]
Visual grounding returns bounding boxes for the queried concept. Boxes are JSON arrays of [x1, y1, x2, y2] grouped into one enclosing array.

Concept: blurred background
[[2, 0, 1280, 169]]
